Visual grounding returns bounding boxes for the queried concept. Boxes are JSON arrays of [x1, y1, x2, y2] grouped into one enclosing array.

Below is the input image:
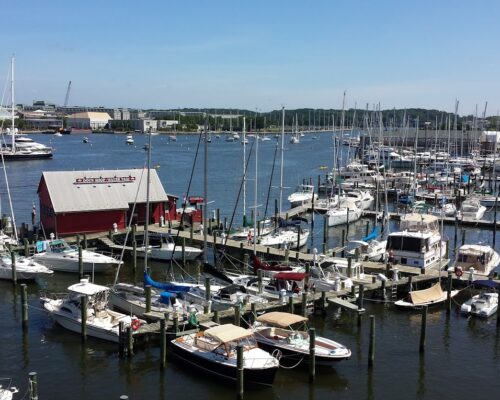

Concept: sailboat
[[289, 114, 300, 144], [0, 57, 53, 160]]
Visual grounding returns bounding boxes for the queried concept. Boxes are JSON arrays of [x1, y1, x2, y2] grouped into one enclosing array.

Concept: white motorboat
[[287, 184, 318, 207], [126, 134, 134, 145], [0, 379, 18, 400], [453, 244, 500, 276], [326, 199, 362, 227], [395, 283, 459, 308], [171, 324, 279, 386], [82, 136, 89, 143], [252, 312, 351, 365], [230, 219, 274, 241], [347, 239, 387, 262], [33, 238, 121, 273], [386, 213, 447, 270], [258, 226, 309, 249], [460, 292, 498, 318], [343, 189, 374, 210], [136, 233, 203, 261], [0, 253, 53, 280], [476, 195, 500, 208], [431, 202, 456, 217], [314, 196, 338, 213], [459, 198, 486, 221], [41, 278, 145, 342]]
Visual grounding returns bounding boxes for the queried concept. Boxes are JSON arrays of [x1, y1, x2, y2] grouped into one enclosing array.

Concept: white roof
[[39, 169, 169, 213], [67, 112, 112, 121], [458, 244, 494, 255], [68, 279, 109, 295]]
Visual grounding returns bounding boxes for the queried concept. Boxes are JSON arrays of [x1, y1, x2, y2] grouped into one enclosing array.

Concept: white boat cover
[[256, 311, 307, 328], [410, 283, 443, 305]]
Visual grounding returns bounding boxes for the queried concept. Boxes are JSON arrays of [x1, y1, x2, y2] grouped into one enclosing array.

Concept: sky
[[1, 0, 499, 115]]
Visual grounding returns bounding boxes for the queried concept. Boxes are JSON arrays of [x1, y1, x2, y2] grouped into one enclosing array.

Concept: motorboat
[[460, 292, 498, 318], [171, 324, 279, 386], [126, 134, 134, 145], [459, 198, 486, 221], [0, 253, 53, 280], [41, 278, 146, 342], [343, 189, 374, 210], [1, 134, 53, 160], [33, 237, 121, 273], [453, 244, 500, 276], [136, 233, 203, 261], [0, 379, 18, 400], [347, 239, 387, 262], [395, 283, 459, 309], [326, 199, 362, 227], [287, 184, 318, 207], [82, 136, 89, 143], [386, 213, 446, 270], [230, 219, 274, 241], [252, 312, 351, 365], [258, 225, 309, 249]]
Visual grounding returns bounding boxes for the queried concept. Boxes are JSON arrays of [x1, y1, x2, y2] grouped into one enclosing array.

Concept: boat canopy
[[410, 283, 443, 305], [256, 311, 307, 328], [68, 279, 109, 295], [362, 226, 379, 242], [204, 324, 253, 343], [143, 271, 191, 293]]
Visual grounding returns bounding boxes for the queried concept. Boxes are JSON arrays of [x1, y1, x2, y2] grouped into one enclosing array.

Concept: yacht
[[287, 184, 317, 207], [0, 253, 53, 281], [336, 162, 384, 186], [326, 198, 362, 227], [136, 233, 203, 261], [171, 324, 279, 386], [459, 199, 486, 221], [453, 244, 500, 276], [252, 312, 351, 365], [347, 239, 387, 262], [1, 134, 53, 160], [126, 134, 134, 145], [33, 237, 121, 273], [386, 213, 446, 270], [41, 278, 146, 342], [460, 292, 498, 318], [344, 189, 374, 210]]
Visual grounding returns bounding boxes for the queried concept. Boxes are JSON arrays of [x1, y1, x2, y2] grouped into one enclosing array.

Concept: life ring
[[131, 318, 141, 331], [455, 267, 463, 278]]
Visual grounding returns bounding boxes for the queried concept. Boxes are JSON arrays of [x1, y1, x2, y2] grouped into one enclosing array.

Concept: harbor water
[[0, 133, 499, 399]]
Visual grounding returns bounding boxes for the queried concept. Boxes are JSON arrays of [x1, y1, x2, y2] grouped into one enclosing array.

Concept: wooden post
[[346, 209, 350, 238], [461, 229, 466, 246], [212, 232, 217, 265], [320, 291, 326, 312], [213, 310, 220, 324], [173, 315, 179, 334], [234, 305, 241, 326], [285, 248, 290, 262], [181, 237, 186, 266], [297, 228, 301, 251], [347, 257, 352, 278], [251, 302, 257, 318], [288, 296, 294, 314], [408, 275, 413, 292], [323, 216, 328, 253], [368, 315, 375, 367], [204, 277, 211, 313], [358, 284, 364, 326], [309, 328, 316, 383], [190, 223, 194, 243], [126, 326, 133, 357], [365, 221, 370, 237], [216, 208, 220, 229], [81, 295, 88, 341], [78, 245, 83, 280], [302, 293, 307, 317], [145, 285, 152, 313], [243, 253, 250, 271], [118, 321, 125, 357], [446, 271, 452, 315], [24, 238, 29, 256], [381, 279, 386, 300], [160, 317, 166, 368], [257, 269, 263, 294], [419, 305, 428, 353], [29, 372, 38, 400], [341, 229, 345, 257], [76, 234, 81, 248], [11, 251, 17, 285], [83, 232, 87, 249], [237, 344, 244, 400], [132, 240, 137, 273], [21, 283, 28, 329]]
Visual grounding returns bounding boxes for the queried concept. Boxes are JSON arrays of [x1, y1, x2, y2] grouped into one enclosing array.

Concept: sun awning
[[204, 324, 253, 343], [256, 311, 307, 328], [410, 283, 444, 305]]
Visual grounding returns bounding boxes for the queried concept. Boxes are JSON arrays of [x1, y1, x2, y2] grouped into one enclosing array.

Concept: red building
[[37, 169, 177, 236]]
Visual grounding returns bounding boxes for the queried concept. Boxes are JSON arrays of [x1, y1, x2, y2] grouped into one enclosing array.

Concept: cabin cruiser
[[461, 292, 498, 318], [386, 213, 446, 270], [453, 244, 500, 277], [458, 198, 486, 221], [0, 253, 53, 280], [343, 189, 374, 210], [287, 184, 317, 207], [336, 162, 384, 185], [1, 134, 53, 160], [326, 199, 362, 227], [33, 237, 121, 273], [41, 278, 146, 342], [136, 233, 203, 261], [347, 239, 387, 262], [258, 221, 309, 249], [126, 134, 134, 145], [171, 324, 279, 386], [252, 312, 351, 365]]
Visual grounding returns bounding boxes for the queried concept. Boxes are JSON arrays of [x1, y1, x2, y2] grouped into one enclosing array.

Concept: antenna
[[63, 81, 72, 107]]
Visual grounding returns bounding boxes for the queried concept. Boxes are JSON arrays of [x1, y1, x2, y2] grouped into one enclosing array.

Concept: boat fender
[[131, 318, 141, 331], [455, 267, 463, 278]]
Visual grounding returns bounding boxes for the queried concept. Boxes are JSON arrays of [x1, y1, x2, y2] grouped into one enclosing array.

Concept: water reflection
[[417, 354, 426, 398]]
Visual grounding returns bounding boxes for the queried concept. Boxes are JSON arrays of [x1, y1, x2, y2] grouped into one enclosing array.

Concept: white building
[[66, 112, 112, 130]]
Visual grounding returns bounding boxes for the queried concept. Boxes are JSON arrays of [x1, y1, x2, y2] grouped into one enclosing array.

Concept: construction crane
[[63, 80, 72, 107]]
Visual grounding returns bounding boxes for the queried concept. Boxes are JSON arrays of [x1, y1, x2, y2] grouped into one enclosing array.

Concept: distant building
[[131, 118, 157, 133], [37, 169, 177, 236], [480, 131, 500, 154], [66, 112, 112, 130], [129, 110, 146, 119], [121, 108, 130, 120], [157, 120, 178, 129]]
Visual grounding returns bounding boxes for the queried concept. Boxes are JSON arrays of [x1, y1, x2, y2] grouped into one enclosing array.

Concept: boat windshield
[[49, 239, 73, 253]]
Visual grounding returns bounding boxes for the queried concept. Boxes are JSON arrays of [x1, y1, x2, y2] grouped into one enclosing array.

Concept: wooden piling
[[347, 257, 352, 278], [368, 315, 375, 367], [213, 310, 220, 324], [419, 306, 428, 353], [461, 230, 466, 246], [341, 229, 345, 257], [257, 269, 263, 294], [145, 285, 152, 313], [24, 239, 29, 256], [213, 233, 217, 265], [83, 232, 87, 249], [81, 295, 88, 341], [11, 251, 17, 285], [29, 371, 38, 400], [21, 283, 28, 329], [160, 317, 166, 368], [237, 345, 244, 400], [181, 237, 186, 266], [288, 296, 294, 314], [234, 305, 241, 326], [126, 326, 133, 357], [297, 229, 301, 251], [118, 321, 125, 357], [309, 328, 316, 383], [365, 221, 370, 237], [446, 271, 452, 315], [302, 293, 307, 317], [173, 315, 179, 334], [204, 277, 211, 313], [76, 234, 81, 247], [78, 246, 83, 280], [131, 240, 137, 273]]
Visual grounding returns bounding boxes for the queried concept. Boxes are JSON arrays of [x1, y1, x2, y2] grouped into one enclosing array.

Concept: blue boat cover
[[159, 291, 175, 304], [143, 271, 191, 293], [472, 280, 500, 289], [362, 226, 380, 242], [462, 174, 469, 183]]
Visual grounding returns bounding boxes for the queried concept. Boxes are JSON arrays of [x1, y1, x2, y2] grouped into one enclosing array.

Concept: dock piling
[[28, 372, 38, 400], [446, 271, 452, 315], [126, 326, 133, 357], [237, 344, 244, 400], [309, 328, 316, 383], [83, 232, 87, 249], [368, 315, 375, 367], [181, 237, 186, 266], [81, 295, 88, 341], [213, 310, 220, 324], [11, 251, 17, 285], [160, 317, 166, 368], [257, 269, 263, 294], [78, 246, 83, 280], [204, 277, 211, 314], [132, 240, 137, 272], [145, 285, 152, 313], [302, 293, 307, 317], [24, 238, 29, 256], [288, 296, 294, 314], [419, 306, 428, 353], [21, 283, 28, 329], [234, 305, 241, 326], [118, 321, 125, 357]]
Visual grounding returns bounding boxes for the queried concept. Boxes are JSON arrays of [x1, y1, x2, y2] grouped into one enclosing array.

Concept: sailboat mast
[[253, 132, 258, 255], [203, 114, 208, 266], [279, 107, 285, 215], [143, 128, 152, 272], [11, 56, 15, 152], [243, 117, 246, 223]]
